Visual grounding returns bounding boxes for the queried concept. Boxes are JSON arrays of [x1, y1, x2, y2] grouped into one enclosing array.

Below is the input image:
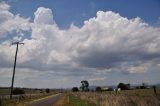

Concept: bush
[[140, 86, 146, 89], [140, 83, 147, 89], [96, 86, 102, 92], [107, 88, 113, 91], [136, 86, 140, 89], [117, 83, 130, 90], [45, 88, 50, 93], [13, 88, 25, 95], [72, 87, 79, 92]]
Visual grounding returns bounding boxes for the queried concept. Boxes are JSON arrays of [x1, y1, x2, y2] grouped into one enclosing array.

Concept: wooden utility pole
[[10, 42, 24, 99]]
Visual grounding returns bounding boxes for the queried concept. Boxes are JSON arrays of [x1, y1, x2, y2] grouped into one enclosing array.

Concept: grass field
[[73, 88, 160, 106], [68, 94, 96, 106], [55, 94, 97, 106], [55, 89, 160, 106], [1, 88, 160, 106], [0, 88, 10, 95], [94, 88, 160, 97]]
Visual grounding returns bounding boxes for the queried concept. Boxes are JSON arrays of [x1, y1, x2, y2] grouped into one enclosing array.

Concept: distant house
[[101, 87, 109, 91], [114, 88, 121, 91]]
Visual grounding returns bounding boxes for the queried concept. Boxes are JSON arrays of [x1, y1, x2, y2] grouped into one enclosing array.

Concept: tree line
[[72, 80, 157, 94]]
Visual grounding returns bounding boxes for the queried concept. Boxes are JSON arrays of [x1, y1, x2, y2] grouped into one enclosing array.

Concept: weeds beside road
[[55, 93, 97, 106], [73, 89, 160, 106], [1, 89, 160, 106], [0, 93, 59, 106]]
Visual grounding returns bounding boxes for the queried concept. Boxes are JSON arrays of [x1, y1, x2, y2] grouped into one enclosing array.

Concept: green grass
[[0, 88, 10, 95], [119, 88, 160, 96], [68, 94, 97, 106], [105, 88, 160, 96]]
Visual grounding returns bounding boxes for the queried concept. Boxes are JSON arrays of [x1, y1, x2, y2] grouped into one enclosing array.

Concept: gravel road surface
[[27, 94, 63, 106]]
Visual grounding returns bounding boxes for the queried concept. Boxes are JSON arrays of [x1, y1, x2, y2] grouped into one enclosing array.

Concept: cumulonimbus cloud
[[0, 2, 160, 77]]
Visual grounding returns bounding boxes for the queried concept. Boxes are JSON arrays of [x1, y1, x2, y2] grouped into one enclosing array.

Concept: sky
[[0, 0, 160, 88]]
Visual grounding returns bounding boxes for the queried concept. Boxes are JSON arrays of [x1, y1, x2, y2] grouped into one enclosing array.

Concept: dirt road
[[27, 94, 63, 106]]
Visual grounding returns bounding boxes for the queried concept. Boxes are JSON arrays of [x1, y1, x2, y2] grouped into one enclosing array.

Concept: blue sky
[[8, 0, 160, 28], [0, 0, 160, 88]]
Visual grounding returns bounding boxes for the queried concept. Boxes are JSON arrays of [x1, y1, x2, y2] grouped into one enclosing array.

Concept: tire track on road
[[27, 94, 63, 106]]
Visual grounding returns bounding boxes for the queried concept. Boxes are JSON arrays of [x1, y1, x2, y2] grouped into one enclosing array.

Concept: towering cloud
[[0, 2, 160, 87], [34, 7, 55, 25]]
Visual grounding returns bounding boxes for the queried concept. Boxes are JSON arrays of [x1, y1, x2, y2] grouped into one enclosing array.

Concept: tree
[[72, 87, 79, 92], [45, 88, 50, 93], [13, 88, 25, 95], [80, 80, 89, 91], [140, 83, 146, 89], [117, 83, 130, 90], [96, 86, 102, 92]]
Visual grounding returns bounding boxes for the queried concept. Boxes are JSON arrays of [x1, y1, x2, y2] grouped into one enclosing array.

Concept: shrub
[[96, 86, 102, 92], [107, 88, 113, 91], [13, 88, 25, 95], [72, 87, 79, 92], [45, 88, 50, 93], [117, 83, 130, 90]]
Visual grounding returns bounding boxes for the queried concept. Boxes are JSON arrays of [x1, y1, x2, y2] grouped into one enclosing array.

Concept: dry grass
[[54, 94, 97, 106], [72, 89, 160, 106], [0, 93, 58, 106]]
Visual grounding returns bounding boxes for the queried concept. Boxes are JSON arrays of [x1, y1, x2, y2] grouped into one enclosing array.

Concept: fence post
[[68, 95, 70, 104], [153, 86, 157, 95], [0, 98, 2, 106]]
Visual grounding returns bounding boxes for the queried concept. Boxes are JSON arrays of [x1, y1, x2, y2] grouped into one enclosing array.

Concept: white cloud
[[0, 67, 42, 79], [0, 2, 160, 87], [89, 77, 106, 81], [0, 2, 31, 38], [34, 7, 55, 25], [0, 2, 10, 10]]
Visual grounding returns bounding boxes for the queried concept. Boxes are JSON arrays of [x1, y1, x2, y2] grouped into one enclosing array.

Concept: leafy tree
[[13, 88, 25, 95], [117, 83, 130, 90], [139, 83, 147, 89], [72, 87, 79, 92], [80, 80, 89, 91], [96, 86, 102, 92]]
